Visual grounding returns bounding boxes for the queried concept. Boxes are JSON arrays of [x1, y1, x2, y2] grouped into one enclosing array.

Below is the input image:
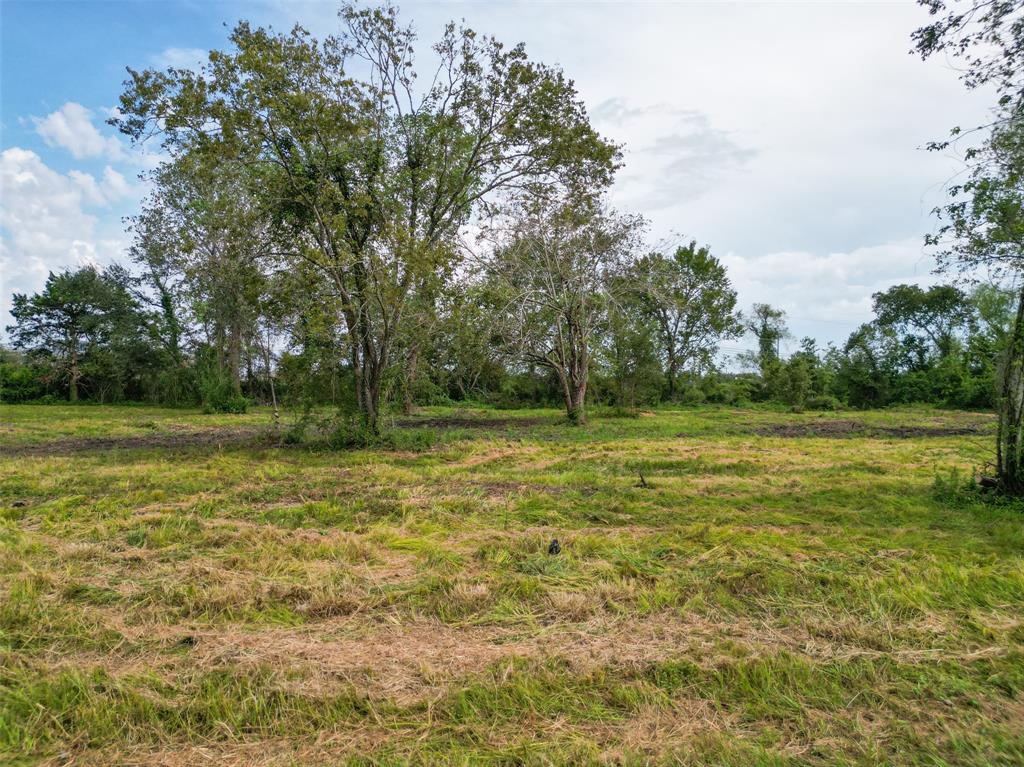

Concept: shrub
[[0, 362, 46, 403], [679, 386, 706, 406], [198, 372, 248, 414], [805, 394, 841, 411]]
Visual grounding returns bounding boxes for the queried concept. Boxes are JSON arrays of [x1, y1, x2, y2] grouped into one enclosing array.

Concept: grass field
[[1, 403, 1022, 766]]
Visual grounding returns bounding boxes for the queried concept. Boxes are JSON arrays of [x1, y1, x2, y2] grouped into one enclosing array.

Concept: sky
[[0, 0, 995, 356]]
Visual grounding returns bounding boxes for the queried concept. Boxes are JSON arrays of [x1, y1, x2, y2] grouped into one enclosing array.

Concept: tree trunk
[[228, 320, 243, 396], [997, 284, 1024, 493], [402, 346, 420, 416], [69, 335, 80, 402], [666, 348, 677, 401], [354, 332, 382, 435], [215, 322, 226, 375], [558, 355, 588, 424], [362, 370, 380, 433], [554, 365, 574, 423], [569, 377, 588, 424], [263, 328, 280, 436]]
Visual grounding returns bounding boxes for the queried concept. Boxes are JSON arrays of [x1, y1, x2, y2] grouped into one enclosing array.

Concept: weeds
[[0, 403, 1021, 764]]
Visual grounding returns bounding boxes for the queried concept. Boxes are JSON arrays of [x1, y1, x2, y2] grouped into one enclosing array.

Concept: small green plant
[[932, 467, 979, 504]]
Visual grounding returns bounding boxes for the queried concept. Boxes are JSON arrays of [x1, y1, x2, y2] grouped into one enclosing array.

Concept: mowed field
[[1, 404, 1023, 766]]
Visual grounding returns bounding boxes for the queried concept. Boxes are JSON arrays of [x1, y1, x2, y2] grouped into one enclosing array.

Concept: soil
[[396, 415, 552, 430], [0, 427, 271, 458], [750, 419, 992, 439]]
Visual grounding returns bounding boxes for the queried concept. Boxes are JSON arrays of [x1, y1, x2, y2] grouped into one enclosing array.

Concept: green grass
[[0, 403, 1022, 765]]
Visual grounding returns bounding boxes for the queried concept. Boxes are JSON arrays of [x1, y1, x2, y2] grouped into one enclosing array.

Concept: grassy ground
[[1, 403, 1022, 766]]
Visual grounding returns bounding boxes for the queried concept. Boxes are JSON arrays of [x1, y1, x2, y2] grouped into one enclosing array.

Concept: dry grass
[[1, 403, 1022, 765]]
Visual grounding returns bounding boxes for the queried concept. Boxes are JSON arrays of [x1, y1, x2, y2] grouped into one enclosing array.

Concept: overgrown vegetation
[[3, 1, 1019, 438], [0, 403, 1021, 765], [3, 1, 1024, 764]]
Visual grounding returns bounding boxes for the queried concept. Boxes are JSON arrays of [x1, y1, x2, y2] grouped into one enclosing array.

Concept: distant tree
[[742, 302, 788, 376], [483, 195, 643, 423], [872, 284, 973, 358], [432, 285, 505, 402], [7, 266, 149, 401], [833, 324, 901, 408], [631, 242, 740, 400], [144, 160, 267, 400], [599, 291, 663, 409], [777, 337, 830, 408], [970, 283, 1016, 353], [127, 185, 193, 403]]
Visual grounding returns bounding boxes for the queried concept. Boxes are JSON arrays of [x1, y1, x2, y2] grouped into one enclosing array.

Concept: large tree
[[631, 242, 740, 399], [141, 160, 268, 398], [915, 0, 1024, 490], [114, 3, 618, 431], [744, 303, 789, 368], [871, 283, 973, 359], [483, 195, 643, 423]]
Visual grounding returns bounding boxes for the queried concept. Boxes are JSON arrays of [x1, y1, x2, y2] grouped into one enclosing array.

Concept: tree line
[[3, 245, 1012, 421], [2, 2, 1022, 460]]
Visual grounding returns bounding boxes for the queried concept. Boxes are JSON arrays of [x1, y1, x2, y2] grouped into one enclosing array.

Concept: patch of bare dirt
[[396, 415, 551, 430], [751, 419, 992, 439], [0, 427, 272, 458]]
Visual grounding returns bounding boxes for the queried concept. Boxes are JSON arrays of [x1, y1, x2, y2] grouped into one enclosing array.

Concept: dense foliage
[[4, 260, 1010, 415], [1, 2, 1019, 427]]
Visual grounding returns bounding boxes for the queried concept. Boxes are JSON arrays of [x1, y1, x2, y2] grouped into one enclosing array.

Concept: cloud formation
[[721, 238, 938, 353], [32, 102, 125, 161], [0, 148, 129, 326], [594, 102, 758, 210], [150, 46, 206, 69]]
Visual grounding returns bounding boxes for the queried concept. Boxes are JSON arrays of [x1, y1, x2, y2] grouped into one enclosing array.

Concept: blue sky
[[0, 0, 994, 354]]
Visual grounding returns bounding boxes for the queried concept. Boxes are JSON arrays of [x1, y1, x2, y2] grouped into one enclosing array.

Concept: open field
[[1, 404, 1022, 766]]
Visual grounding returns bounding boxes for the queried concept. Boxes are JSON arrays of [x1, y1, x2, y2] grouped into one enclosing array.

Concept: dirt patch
[[396, 415, 552, 430], [0, 427, 271, 458], [750, 419, 992, 439]]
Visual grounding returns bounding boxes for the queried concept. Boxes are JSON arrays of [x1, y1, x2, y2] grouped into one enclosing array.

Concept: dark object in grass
[[548, 539, 561, 555], [179, 635, 197, 648], [11, 500, 27, 508], [637, 471, 649, 488], [979, 475, 999, 491]]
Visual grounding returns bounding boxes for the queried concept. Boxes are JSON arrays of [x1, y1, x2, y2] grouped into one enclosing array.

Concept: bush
[[679, 386, 706, 406], [805, 394, 841, 411], [198, 372, 248, 414], [932, 467, 981, 506], [0, 360, 46, 403]]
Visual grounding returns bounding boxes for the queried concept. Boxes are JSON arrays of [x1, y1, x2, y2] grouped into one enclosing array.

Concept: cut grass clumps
[[1, 403, 1022, 764]]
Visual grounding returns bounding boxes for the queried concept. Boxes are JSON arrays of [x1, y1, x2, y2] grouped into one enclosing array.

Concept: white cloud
[[0, 148, 129, 328], [151, 46, 206, 69], [32, 102, 126, 161], [68, 169, 105, 205], [66, 166, 134, 207], [101, 166, 133, 201], [594, 103, 758, 210], [721, 238, 939, 350]]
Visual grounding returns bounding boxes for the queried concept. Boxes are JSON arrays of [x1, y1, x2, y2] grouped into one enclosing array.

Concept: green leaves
[[112, 2, 621, 429]]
